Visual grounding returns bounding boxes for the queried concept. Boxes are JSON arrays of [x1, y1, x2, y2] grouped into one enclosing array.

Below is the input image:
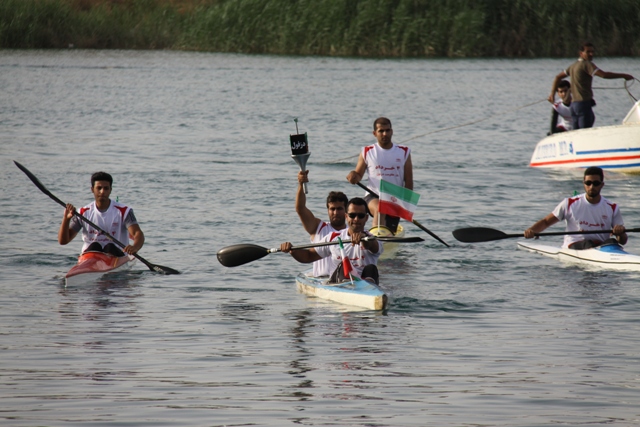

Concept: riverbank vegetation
[[2, 0, 639, 57]]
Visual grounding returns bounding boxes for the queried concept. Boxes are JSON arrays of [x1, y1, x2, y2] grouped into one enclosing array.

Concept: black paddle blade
[[150, 264, 181, 275], [217, 244, 270, 267], [452, 227, 509, 243], [377, 236, 425, 243]]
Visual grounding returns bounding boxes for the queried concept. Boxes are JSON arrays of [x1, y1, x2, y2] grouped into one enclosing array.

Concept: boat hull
[[65, 251, 135, 286], [529, 124, 640, 174], [295, 270, 388, 310], [370, 224, 405, 259], [517, 241, 640, 271]]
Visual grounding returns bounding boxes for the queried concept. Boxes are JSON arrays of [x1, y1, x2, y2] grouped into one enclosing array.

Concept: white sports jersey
[[362, 143, 411, 195], [71, 201, 136, 254], [311, 221, 341, 277], [314, 228, 383, 277], [552, 193, 623, 248]]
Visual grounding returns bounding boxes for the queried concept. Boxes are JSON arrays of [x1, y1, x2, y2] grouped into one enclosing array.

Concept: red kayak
[[65, 251, 135, 286]]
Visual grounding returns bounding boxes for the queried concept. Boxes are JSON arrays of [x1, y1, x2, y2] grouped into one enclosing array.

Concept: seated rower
[[281, 197, 383, 284], [524, 166, 627, 249]]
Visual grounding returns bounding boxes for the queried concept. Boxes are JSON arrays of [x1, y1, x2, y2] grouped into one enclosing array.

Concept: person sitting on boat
[[549, 80, 572, 134], [281, 197, 383, 284], [295, 170, 349, 277], [549, 42, 634, 130], [346, 117, 412, 234], [523, 166, 627, 249], [58, 172, 145, 257]]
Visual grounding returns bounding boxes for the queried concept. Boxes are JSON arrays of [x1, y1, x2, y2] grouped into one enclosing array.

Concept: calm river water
[[1, 50, 640, 426]]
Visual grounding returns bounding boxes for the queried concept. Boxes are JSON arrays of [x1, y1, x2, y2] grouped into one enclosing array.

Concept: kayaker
[[346, 117, 413, 233], [295, 170, 348, 277], [549, 42, 634, 130], [523, 166, 627, 249], [58, 172, 145, 256], [281, 197, 383, 284]]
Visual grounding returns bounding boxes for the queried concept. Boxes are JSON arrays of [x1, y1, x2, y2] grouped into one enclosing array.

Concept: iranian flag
[[338, 237, 356, 280], [378, 179, 420, 221]]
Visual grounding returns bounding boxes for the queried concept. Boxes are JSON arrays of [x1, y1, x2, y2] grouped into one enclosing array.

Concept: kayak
[[370, 223, 405, 259], [295, 269, 388, 310], [65, 251, 136, 286], [517, 241, 640, 271]]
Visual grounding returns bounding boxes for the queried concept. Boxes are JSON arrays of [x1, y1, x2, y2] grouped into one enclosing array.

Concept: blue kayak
[[295, 269, 388, 310]]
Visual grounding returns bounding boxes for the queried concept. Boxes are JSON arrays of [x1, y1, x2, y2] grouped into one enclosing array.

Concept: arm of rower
[[295, 170, 321, 236], [403, 154, 413, 190], [524, 213, 559, 238], [58, 204, 78, 245], [125, 224, 145, 254], [346, 153, 366, 184], [280, 242, 322, 264]]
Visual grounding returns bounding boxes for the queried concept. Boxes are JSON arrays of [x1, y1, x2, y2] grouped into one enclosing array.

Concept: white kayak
[[517, 240, 640, 271], [295, 269, 388, 310]]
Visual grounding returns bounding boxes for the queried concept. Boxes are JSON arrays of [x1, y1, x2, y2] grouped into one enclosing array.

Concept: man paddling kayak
[[282, 197, 383, 284], [524, 166, 627, 249], [295, 170, 349, 277], [58, 172, 145, 256], [346, 117, 413, 233]]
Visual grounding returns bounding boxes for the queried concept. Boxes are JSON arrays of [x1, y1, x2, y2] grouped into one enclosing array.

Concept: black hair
[[326, 191, 349, 209], [583, 166, 604, 180], [347, 197, 372, 217], [91, 172, 113, 187]]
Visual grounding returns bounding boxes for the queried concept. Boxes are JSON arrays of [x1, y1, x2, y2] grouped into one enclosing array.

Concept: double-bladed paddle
[[217, 235, 425, 267], [14, 160, 180, 275], [452, 226, 639, 243], [354, 182, 450, 247]]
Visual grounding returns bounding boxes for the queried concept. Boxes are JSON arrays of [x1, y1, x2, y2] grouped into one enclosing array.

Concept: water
[[1, 50, 640, 426]]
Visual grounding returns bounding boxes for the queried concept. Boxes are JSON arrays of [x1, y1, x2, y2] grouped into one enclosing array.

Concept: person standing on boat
[[523, 167, 627, 249], [346, 117, 413, 233], [549, 42, 634, 130], [281, 197, 383, 284], [295, 170, 349, 277], [58, 172, 145, 256], [549, 80, 573, 134]]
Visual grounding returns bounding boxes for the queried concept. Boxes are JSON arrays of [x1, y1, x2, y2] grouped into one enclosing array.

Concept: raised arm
[[549, 71, 568, 103], [295, 170, 321, 236]]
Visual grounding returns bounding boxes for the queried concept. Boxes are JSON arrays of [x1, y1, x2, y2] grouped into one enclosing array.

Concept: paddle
[[452, 226, 640, 243], [217, 235, 425, 267], [13, 160, 180, 275], [354, 182, 450, 247]]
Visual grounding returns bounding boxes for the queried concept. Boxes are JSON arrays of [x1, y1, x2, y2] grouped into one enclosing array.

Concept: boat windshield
[[623, 100, 640, 124]]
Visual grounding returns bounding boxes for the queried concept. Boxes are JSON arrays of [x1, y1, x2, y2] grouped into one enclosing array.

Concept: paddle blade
[[150, 264, 181, 275], [217, 244, 270, 267], [452, 227, 510, 243]]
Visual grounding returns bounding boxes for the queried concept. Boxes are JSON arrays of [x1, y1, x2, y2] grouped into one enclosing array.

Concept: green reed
[[2, 0, 639, 57]]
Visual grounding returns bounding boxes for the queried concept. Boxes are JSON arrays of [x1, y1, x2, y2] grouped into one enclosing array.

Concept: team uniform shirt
[[70, 200, 138, 254], [361, 143, 411, 196], [553, 99, 573, 131], [314, 228, 383, 277], [565, 58, 600, 102], [551, 193, 623, 248], [310, 221, 342, 277]]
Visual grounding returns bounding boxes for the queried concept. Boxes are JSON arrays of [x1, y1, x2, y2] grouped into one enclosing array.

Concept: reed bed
[[1, 0, 639, 57]]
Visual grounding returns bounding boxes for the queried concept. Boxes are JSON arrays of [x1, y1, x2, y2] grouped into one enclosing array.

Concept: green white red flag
[[378, 179, 420, 221], [338, 237, 355, 279]]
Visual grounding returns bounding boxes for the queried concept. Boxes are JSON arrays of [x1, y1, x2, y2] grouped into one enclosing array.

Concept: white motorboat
[[529, 100, 640, 174]]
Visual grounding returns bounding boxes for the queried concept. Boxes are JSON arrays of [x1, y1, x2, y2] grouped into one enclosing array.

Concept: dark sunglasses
[[584, 180, 602, 187], [347, 212, 367, 219]]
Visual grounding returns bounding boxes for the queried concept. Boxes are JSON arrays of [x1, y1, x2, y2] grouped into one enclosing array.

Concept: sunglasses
[[584, 180, 602, 187], [347, 212, 367, 219]]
